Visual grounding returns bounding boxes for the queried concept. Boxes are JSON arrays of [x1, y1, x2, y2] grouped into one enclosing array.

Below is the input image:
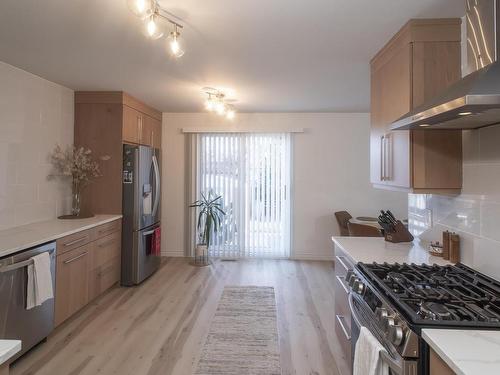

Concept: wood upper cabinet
[[370, 19, 463, 193], [141, 114, 162, 149], [123, 105, 142, 145]]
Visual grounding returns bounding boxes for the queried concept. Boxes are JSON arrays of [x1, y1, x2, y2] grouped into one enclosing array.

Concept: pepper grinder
[[449, 233, 460, 263]]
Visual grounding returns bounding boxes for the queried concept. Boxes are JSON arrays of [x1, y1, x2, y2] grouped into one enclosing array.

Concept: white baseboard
[[291, 252, 334, 261], [161, 250, 185, 257]]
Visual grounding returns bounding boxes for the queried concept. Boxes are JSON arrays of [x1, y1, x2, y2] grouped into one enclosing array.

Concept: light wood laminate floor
[[11, 258, 343, 375]]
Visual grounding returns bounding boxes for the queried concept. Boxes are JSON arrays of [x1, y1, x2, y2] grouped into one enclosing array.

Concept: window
[[196, 133, 291, 258]]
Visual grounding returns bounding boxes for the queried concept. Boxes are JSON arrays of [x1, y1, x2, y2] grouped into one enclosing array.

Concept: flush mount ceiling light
[[203, 87, 237, 120], [127, 0, 185, 58]]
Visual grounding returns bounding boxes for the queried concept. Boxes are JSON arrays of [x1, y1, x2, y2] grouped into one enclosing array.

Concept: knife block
[[384, 221, 414, 243]]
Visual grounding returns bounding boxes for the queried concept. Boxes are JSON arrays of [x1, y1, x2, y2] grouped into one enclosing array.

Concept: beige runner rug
[[195, 286, 281, 375]]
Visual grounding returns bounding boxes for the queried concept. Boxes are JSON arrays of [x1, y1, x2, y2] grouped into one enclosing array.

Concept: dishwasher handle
[[0, 248, 55, 273]]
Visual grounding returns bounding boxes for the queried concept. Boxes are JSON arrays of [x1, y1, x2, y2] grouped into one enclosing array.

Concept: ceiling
[[0, 0, 465, 112]]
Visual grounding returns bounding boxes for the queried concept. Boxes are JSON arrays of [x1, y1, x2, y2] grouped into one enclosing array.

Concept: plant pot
[[193, 244, 210, 266]]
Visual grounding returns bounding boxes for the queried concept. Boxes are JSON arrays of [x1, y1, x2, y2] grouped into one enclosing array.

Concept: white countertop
[[332, 236, 450, 265], [423, 329, 500, 375], [0, 214, 122, 258], [0, 340, 21, 365]]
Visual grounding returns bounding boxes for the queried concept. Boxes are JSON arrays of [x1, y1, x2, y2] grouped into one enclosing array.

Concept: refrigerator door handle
[[152, 154, 160, 218]]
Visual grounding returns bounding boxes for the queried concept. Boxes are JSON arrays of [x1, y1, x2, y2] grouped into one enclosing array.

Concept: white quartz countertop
[[423, 329, 500, 375], [331, 236, 450, 265], [0, 340, 21, 365], [0, 214, 122, 258]]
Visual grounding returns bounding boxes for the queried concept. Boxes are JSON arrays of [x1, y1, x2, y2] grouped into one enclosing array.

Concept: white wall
[[409, 126, 500, 281], [162, 113, 408, 259], [0, 61, 74, 230]]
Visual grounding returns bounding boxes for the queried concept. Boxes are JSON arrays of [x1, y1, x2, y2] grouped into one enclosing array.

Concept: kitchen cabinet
[[75, 91, 162, 215], [55, 243, 91, 326], [333, 244, 354, 375], [55, 219, 121, 326], [429, 348, 455, 375], [370, 19, 463, 193]]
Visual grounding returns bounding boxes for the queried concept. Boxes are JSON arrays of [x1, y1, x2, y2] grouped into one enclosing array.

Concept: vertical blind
[[197, 133, 291, 258]]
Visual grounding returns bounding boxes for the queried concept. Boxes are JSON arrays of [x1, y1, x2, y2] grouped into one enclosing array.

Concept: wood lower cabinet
[[370, 19, 463, 193], [55, 220, 121, 326], [429, 348, 456, 375], [55, 244, 91, 326], [333, 244, 354, 375]]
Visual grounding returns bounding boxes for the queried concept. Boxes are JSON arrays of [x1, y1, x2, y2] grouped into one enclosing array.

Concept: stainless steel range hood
[[392, 0, 500, 130]]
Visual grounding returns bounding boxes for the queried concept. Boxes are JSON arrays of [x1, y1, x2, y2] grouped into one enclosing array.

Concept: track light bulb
[[215, 101, 226, 115], [205, 99, 214, 111], [168, 26, 185, 58], [145, 15, 163, 39], [127, 0, 153, 18]]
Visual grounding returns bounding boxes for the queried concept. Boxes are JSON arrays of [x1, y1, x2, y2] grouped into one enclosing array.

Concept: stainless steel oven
[[0, 241, 56, 361], [349, 293, 418, 375], [347, 268, 419, 375]]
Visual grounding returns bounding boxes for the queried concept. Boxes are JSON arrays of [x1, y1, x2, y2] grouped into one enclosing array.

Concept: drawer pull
[[97, 264, 116, 277], [64, 236, 87, 247], [63, 252, 88, 264], [336, 275, 350, 295], [336, 315, 351, 341], [98, 238, 118, 248], [335, 256, 350, 272]]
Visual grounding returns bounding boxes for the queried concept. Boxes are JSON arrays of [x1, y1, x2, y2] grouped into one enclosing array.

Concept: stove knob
[[345, 270, 355, 285], [352, 279, 365, 295], [375, 307, 388, 323], [383, 316, 395, 332], [389, 324, 404, 346]]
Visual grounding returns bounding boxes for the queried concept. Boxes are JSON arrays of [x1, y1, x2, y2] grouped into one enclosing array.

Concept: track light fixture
[[203, 88, 237, 120], [127, 0, 185, 58]]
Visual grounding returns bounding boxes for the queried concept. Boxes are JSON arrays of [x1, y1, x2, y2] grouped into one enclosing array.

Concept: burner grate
[[358, 262, 500, 327]]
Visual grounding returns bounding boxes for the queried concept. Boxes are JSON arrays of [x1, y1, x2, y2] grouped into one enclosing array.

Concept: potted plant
[[189, 192, 226, 266], [49, 144, 103, 218]]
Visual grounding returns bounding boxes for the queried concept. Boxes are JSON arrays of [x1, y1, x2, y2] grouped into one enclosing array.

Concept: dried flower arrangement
[[49, 145, 102, 217]]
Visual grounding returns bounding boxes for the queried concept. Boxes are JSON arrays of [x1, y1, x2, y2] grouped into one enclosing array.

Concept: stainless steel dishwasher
[[0, 241, 56, 361]]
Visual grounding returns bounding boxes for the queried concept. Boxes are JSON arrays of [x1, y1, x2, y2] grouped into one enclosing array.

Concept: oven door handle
[[348, 293, 404, 375], [348, 293, 363, 328]]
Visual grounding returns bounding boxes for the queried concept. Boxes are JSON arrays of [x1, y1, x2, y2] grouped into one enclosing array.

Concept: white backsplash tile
[[0, 61, 74, 230], [409, 125, 500, 281]]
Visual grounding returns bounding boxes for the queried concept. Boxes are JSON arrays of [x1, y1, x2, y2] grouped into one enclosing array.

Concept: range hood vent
[[392, 0, 500, 130]]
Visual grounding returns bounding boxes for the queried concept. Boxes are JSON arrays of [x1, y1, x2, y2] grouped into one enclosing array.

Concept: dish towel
[[353, 326, 390, 375], [26, 252, 54, 310], [151, 227, 161, 256]]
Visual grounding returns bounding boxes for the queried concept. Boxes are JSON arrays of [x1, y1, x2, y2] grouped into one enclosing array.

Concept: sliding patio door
[[196, 133, 291, 258]]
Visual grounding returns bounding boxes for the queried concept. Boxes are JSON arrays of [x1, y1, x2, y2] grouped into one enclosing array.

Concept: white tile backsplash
[[409, 126, 500, 281], [0, 61, 73, 230]]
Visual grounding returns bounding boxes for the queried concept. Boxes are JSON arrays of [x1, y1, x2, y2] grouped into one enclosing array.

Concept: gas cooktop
[[357, 262, 500, 328]]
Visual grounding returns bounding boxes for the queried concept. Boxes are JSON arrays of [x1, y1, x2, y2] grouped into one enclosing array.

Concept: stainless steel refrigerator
[[121, 144, 161, 286]]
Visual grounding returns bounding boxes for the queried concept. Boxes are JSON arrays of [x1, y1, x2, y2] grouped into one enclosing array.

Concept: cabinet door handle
[[385, 133, 392, 181], [335, 315, 351, 341], [380, 135, 385, 181], [335, 255, 350, 273], [336, 275, 349, 295], [63, 252, 88, 264], [98, 228, 116, 237], [64, 237, 87, 247]]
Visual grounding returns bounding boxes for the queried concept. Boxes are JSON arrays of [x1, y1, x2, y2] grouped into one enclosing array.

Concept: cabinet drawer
[[334, 254, 353, 278], [55, 244, 90, 326], [335, 276, 351, 331], [56, 229, 92, 256], [92, 220, 121, 241], [90, 231, 121, 270], [335, 313, 352, 374], [89, 256, 120, 301]]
